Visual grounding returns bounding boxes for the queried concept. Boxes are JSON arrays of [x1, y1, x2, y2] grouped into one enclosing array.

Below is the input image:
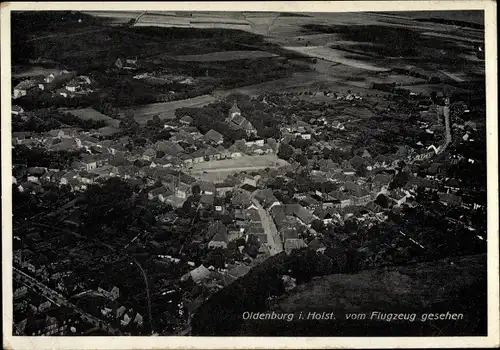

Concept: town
[[10, 11, 487, 337]]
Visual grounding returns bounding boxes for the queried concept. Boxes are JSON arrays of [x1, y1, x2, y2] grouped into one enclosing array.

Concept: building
[[148, 187, 172, 202], [13, 79, 38, 99], [225, 100, 257, 137], [204, 129, 224, 145], [284, 238, 307, 254], [198, 181, 216, 195], [179, 115, 193, 126], [284, 203, 315, 226], [97, 285, 120, 301], [308, 238, 326, 254], [208, 221, 229, 249], [175, 183, 191, 199], [181, 265, 211, 284], [12, 105, 24, 115], [115, 57, 138, 70]]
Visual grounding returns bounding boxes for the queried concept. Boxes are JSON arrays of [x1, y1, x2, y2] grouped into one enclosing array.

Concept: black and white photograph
[[1, 1, 498, 349]]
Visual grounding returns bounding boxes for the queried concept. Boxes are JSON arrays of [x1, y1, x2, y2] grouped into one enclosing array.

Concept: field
[[173, 50, 278, 62], [284, 46, 390, 72], [67, 108, 114, 121], [398, 83, 471, 95], [214, 72, 328, 97], [420, 32, 484, 44], [188, 154, 288, 182], [120, 94, 216, 124], [12, 66, 62, 79]]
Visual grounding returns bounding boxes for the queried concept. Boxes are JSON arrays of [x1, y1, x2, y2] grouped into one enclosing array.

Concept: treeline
[[13, 145, 82, 169], [13, 109, 107, 133], [15, 92, 98, 111]]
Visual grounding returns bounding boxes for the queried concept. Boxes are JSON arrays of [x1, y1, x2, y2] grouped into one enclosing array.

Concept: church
[[225, 101, 257, 137]]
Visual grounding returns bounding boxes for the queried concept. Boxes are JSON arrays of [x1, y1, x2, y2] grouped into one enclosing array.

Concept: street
[[250, 193, 283, 255]]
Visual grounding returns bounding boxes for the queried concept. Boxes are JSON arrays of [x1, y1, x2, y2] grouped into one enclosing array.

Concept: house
[[284, 238, 307, 254], [284, 203, 315, 226], [60, 171, 78, 186], [343, 168, 356, 176], [13, 79, 37, 99], [133, 312, 143, 327], [313, 207, 339, 225], [204, 129, 224, 145], [350, 155, 365, 168], [97, 285, 120, 301], [227, 144, 243, 158], [65, 81, 79, 92], [142, 148, 157, 161], [444, 178, 461, 193], [254, 189, 280, 210], [198, 181, 216, 195], [439, 193, 462, 206], [426, 163, 441, 179], [44, 73, 56, 83], [243, 175, 261, 188], [243, 205, 261, 223], [181, 265, 211, 284], [190, 149, 205, 164], [148, 187, 172, 202], [175, 183, 191, 199], [245, 139, 265, 148], [204, 146, 221, 161], [12, 105, 24, 115], [308, 238, 326, 254], [227, 264, 251, 281], [116, 306, 127, 319], [208, 221, 229, 249], [200, 194, 215, 207], [115, 57, 138, 70], [179, 115, 193, 126], [404, 176, 438, 192], [121, 313, 131, 327], [231, 190, 252, 209]]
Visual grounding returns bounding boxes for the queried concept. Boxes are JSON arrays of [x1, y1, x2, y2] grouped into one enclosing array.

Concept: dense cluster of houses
[[13, 246, 144, 335]]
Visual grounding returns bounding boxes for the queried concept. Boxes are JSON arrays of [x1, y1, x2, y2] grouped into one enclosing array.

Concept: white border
[[1, 1, 498, 349]]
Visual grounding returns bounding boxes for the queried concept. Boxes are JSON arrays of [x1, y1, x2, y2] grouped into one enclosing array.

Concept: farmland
[[283, 46, 390, 72], [12, 66, 62, 79], [120, 94, 216, 124], [173, 50, 278, 62], [66, 108, 114, 122], [66, 108, 122, 128]]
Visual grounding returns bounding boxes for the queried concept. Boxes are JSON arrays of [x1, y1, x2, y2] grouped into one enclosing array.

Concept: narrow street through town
[[250, 193, 283, 255]]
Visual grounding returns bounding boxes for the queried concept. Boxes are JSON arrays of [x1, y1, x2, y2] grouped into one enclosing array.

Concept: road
[[249, 193, 283, 255], [13, 267, 121, 335]]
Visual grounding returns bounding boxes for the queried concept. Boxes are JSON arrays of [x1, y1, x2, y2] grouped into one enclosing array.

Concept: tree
[[375, 193, 389, 208], [311, 219, 324, 232], [297, 154, 308, 166], [277, 143, 294, 161], [192, 184, 201, 196]]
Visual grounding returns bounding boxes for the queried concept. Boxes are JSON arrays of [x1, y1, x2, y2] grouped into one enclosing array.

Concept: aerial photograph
[[9, 9, 487, 338]]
